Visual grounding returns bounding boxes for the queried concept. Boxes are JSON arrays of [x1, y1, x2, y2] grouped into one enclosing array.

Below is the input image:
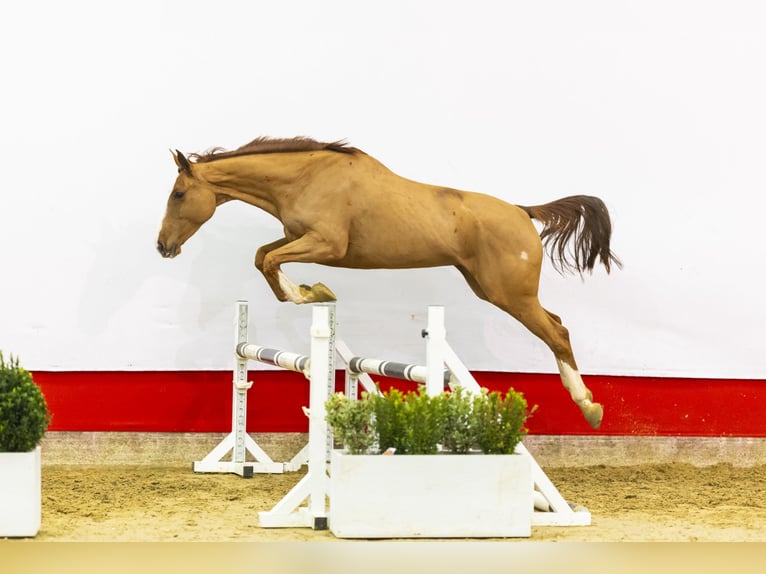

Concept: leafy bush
[[373, 388, 445, 455], [473, 387, 531, 455], [0, 352, 51, 452], [325, 391, 376, 454], [325, 384, 531, 456], [370, 387, 409, 454], [439, 385, 477, 454]]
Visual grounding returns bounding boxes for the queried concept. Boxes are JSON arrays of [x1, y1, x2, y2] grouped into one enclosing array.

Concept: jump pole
[[337, 306, 456, 399]]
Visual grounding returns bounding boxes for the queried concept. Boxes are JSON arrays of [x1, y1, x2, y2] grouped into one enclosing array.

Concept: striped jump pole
[[341, 305, 452, 399], [236, 343, 310, 377], [346, 357, 450, 389]]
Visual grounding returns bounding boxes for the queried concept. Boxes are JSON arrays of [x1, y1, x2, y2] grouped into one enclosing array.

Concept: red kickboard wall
[[32, 370, 766, 437]]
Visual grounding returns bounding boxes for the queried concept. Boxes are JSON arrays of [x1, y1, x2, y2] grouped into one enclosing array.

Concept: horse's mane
[[189, 136, 360, 163]]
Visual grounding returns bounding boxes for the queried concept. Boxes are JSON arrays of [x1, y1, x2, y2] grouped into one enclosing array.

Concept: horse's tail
[[519, 195, 622, 275]]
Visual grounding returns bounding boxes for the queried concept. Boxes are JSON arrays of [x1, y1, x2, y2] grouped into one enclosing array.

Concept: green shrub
[[392, 387, 445, 455], [325, 391, 376, 454], [325, 384, 532, 456], [369, 387, 408, 454], [0, 352, 51, 452], [439, 385, 477, 454], [472, 387, 530, 455]]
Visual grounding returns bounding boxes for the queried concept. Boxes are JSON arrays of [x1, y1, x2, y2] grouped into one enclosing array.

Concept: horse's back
[[320, 156, 541, 269]]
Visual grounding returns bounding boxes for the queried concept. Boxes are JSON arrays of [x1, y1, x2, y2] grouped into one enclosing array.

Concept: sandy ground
[[24, 462, 766, 542]]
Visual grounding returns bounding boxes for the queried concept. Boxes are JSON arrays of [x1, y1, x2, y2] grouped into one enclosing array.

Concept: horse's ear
[[171, 149, 193, 175]]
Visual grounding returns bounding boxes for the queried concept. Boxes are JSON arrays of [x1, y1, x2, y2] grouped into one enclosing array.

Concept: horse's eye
[[172, 190, 185, 200]]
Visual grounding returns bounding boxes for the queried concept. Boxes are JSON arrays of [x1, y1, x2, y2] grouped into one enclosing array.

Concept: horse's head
[[157, 150, 218, 258]]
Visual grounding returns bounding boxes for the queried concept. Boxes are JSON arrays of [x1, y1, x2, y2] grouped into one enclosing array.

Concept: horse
[[157, 136, 621, 428]]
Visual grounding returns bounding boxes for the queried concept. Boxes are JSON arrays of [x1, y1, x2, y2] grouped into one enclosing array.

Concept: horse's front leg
[[258, 232, 345, 304], [255, 237, 292, 302]]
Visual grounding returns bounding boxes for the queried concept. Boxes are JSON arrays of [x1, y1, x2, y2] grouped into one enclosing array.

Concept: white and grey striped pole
[[346, 356, 450, 388], [236, 343, 311, 378]]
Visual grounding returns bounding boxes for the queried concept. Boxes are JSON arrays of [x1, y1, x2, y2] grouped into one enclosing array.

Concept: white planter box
[[329, 449, 532, 538], [0, 446, 41, 538]]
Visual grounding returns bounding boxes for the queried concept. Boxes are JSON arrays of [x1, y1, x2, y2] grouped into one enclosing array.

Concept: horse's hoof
[[580, 401, 603, 429], [299, 282, 337, 303]]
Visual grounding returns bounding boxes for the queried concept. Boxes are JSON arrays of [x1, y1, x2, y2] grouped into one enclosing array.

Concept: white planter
[[329, 449, 532, 538], [0, 446, 41, 537]]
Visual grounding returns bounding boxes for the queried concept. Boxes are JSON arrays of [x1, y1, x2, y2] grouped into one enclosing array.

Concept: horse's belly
[[340, 232, 458, 269]]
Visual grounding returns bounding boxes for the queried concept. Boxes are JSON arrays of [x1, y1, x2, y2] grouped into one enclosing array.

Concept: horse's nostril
[[157, 239, 180, 258]]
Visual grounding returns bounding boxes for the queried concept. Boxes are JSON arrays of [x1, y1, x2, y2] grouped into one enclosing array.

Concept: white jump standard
[[258, 303, 335, 529], [192, 301, 312, 478]]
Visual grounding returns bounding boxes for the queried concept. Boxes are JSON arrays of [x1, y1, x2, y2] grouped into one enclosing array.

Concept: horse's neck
[[198, 154, 312, 214]]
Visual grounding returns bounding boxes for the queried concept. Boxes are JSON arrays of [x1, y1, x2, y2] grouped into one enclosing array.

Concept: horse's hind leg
[[541, 308, 593, 403], [466, 261, 602, 427], [512, 297, 602, 427]]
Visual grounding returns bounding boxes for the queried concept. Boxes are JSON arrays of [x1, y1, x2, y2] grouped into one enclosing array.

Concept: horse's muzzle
[[157, 240, 179, 258]]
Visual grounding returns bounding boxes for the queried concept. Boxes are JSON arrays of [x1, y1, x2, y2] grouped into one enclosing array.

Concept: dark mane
[[190, 136, 360, 163]]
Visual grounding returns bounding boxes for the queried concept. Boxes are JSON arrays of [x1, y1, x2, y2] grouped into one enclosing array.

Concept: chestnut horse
[[157, 137, 621, 428]]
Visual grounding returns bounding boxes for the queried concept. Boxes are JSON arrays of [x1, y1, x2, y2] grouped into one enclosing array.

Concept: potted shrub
[[325, 391, 376, 454], [0, 351, 51, 537], [326, 385, 534, 538]]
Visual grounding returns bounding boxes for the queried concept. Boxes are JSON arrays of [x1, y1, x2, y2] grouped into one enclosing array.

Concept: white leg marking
[[556, 359, 589, 403], [278, 271, 305, 304], [558, 360, 603, 427], [520, 250, 529, 261]]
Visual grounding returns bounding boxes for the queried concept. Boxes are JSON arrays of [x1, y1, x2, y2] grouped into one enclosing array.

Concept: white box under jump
[[329, 449, 533, 538]]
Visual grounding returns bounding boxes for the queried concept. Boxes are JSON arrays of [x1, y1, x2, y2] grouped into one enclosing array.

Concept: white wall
[[1, 1, 764, 378]]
